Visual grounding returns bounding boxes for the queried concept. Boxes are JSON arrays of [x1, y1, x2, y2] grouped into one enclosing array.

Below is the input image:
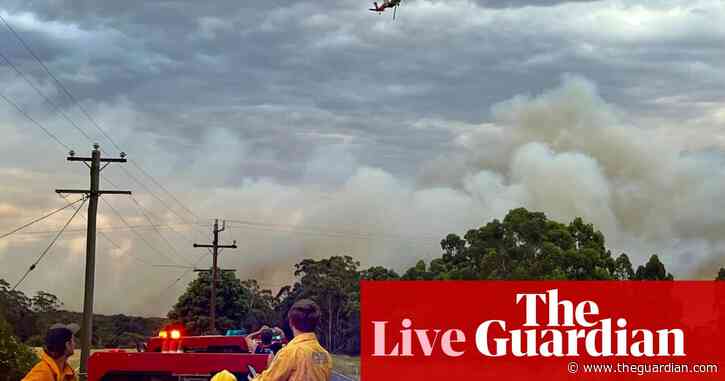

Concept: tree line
[[0, 279, 164, 347], [2, 207, 724, 371], [168, 208, 725, 355]]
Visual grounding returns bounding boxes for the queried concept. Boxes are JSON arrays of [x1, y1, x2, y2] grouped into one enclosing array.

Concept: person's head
[[287, 299, 320, 334], [44, 323, 79, 359], [259, 328, 273, 345]]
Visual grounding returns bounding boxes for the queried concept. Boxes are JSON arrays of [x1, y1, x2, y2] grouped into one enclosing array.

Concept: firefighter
[[22, 323, 79, 381], [249, 299, 332, 381]]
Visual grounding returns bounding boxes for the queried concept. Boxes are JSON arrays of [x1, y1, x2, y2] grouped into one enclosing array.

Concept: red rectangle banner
[[361, 281, 724, 380]]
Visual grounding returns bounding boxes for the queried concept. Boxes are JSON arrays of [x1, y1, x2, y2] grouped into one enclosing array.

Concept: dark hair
[[287, 299, 320, 333], [259, 329, 273, 345], [44, 327, 73, 358]]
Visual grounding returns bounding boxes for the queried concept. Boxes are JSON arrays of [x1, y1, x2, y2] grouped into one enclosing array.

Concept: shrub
[[0, 316, 39, 381]]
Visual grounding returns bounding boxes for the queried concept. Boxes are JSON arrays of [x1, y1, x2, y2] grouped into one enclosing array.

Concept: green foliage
[[240, 279, 277, 330], [717, 268, 725, 281], [360, 266, 399, 280], [1, 280, 163, 349], [24, 335, 44, 348], [279, 256, 361, 354], [402, 260, 435, 280], [31, 291, 62, 314], [0, 279, 37, 341], [168, 271, 251, 335], [0, 315, 39, 381], [613, 254, 635, 280], [91, 314, 164, 347], [634, 255, 674, 280], [403, 208, 618, 280]]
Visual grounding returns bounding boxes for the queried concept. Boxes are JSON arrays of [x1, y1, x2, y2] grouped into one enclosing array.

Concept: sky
[[1, 0, 724, 317]]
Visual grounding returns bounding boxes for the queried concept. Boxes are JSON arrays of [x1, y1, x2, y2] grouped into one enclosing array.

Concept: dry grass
[[331, 354, 360, 380]]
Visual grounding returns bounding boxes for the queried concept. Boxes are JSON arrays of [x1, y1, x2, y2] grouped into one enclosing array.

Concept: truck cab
[[88, 326, 272, 381]]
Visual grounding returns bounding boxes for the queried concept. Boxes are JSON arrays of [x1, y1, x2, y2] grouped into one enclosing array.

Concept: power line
[[13, 197, 87, 290], [0, 81, 204, 265], [130, 251, 210, 313], [131, 161, 200, 222], [0, 12, 205, 244], [11, 222, 201, 237], [57, 193, 153, 266], [0, 13, 120, 153], [99, 195, 187, 267], [0, 92, 71, 151], [0, 79, 166, 267], [0, 197, 86, 241], [0, 49, 96, 143], [112, 168, 198, 225], [128, 194, 196, 265], [101, 172, 213, 252], [224, 218, 439, 245], [101, 175, 208, 258]]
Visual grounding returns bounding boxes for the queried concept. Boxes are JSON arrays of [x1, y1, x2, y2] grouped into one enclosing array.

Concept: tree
[[401, 260, 434, 280], [613, 254, 635, 280], [0, 279, 36, 341], [0, 315, 38, 381], [279, 256, 361, 354], [31, 291, 62, 314], [360, 266, 399, 280], [717, 268, 725, 281], [31, 291, 63, 337], [168, 271, 250, 335], [403, 208, 617, 281], [240, 280, 276, 330], [634, 255, 674, 280]]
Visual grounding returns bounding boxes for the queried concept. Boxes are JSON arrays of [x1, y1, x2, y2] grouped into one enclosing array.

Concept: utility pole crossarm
[[194, 243, 237, 249], [193, 219, 237, 335], [194, 268, 236, 273], [56, 189, 132, 195], [68, 157, 127, 163]]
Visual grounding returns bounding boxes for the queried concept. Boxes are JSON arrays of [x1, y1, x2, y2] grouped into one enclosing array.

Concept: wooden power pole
[[56, 144, 130, 381], [194, 219, 237, 334]]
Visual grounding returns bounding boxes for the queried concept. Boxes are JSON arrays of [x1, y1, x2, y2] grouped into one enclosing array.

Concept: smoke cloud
[[2, 76, 724, 317]]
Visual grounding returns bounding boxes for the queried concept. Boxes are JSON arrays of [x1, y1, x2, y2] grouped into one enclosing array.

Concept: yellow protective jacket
[[22, 351, 77, 381], [253, 332, 332, 381]]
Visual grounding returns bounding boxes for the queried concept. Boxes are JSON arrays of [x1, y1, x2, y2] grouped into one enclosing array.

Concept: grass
[[331, 354, 360, 380]]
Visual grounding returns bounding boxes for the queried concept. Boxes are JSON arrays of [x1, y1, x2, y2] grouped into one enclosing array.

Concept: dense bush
[[0, 316, 39, 381]]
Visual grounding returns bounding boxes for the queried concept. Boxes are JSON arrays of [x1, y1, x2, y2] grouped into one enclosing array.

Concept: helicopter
[[369, 0, 403, 19]]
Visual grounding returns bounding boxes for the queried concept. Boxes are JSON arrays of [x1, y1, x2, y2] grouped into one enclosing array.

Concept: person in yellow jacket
[[249, 299, 332, 381], [23, 323, 79, 381]]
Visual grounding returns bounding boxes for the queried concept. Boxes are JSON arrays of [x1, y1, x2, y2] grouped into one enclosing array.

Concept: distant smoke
[[2, 76, 723, 317], [419, 75, 725, 278]]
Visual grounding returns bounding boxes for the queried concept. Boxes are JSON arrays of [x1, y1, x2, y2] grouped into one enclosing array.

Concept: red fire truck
[[88, 326, 274, 381]]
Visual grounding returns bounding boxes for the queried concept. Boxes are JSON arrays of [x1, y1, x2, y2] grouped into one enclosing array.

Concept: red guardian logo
[[362, 282, 723, 380], [372, 289, 685, 358]]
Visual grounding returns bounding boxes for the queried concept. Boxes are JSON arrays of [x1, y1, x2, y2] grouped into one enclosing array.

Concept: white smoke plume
[[420, 75, 725, 278], [2, 76, 724, 317]]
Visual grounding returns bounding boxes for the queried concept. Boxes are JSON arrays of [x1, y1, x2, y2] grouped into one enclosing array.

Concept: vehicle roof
[[147, 335, 250, 352]]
